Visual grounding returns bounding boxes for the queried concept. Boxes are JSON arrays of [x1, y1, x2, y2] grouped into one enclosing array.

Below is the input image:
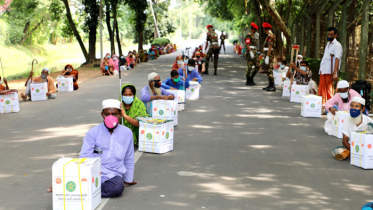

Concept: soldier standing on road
[[203, 25, 220, 75], [220, 31, 226, 54], [245, 22, 260, 86], [262, 23, 276, 92]]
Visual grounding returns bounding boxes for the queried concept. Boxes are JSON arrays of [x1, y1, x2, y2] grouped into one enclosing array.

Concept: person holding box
[[162, 70, 190, 90], [48, 99, 137, 197], [0, 76, 18, 94], [332, 97, 373, 160], [56, 64, 79, 90], [319, 27, 343, 106], [21, 68, 56, 101], [140, 72, 174, 103]]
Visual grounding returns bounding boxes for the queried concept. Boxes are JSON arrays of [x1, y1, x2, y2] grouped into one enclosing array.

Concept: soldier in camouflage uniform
[[245, 22, 260, 86], [262, 22, 276, 91], [203, 25, 220, 75], [220, 31, 226, 54]]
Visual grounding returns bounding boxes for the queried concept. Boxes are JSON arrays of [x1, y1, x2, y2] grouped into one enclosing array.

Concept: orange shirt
[[0, 84, 5, 91], [32, 75, 56, 93]]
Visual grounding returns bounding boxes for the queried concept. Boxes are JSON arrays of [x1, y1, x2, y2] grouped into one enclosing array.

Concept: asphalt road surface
[[0, 40, 372, 210]]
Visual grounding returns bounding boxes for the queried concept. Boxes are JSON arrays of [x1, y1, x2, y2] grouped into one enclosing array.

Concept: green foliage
[[49, 0, 64, 22], [151, 37, 170, 46], [61, 16, 77, 39]]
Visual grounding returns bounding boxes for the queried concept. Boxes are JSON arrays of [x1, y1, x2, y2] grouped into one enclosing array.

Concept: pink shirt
[[325, 89, 361, 112]]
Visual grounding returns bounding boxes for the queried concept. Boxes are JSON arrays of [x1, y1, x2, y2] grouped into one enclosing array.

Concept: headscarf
[[147, 72, 161, 96], [64, 64, 79, 81], [120, 84, 149, 146], [111, 54, 119, 70]]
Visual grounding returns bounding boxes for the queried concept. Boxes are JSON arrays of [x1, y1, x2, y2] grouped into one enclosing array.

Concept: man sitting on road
[[21, 68, 56, 101], [178, 59, 203, 84], [0, 76, 18, 94], [48, 99, 137, 197], [324, 80, 362, 135], [332, 97, 373, 160], [162, 70, 190, 90], [141, 72, 174, 104], [148, 48, 156, 60]]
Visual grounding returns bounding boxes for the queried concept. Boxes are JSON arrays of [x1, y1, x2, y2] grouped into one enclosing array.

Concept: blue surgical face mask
[[327, 37, 334, 42], [278, 62, 282, 66], [300, 66, 306, 71], [0, 81, 2, 84], [41, 75, 47, 79], [184, 60, 188, 64], [122, 96, 134, 104], [350, 108, 361, 118], [177, 61, 183, 64], [107, 55, 111, 59], [280, 65, 285, 69]]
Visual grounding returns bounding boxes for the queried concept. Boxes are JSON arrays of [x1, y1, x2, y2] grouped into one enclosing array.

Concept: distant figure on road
[[162, 70, 190, 90], [194, 52, 205, 74], [56, 64, 79, 90], [140, 72, 174, 104], [220, 31, 226, 54], [120, 84, 149, 147], [100, 53, 114, 76], [148, 48, 156, 60], [204, 24, 220, 75], [48, 99, 137, 197], [21, 68, 56, 101], [332, 97, 372, 160], [0, 76, 18, 94]]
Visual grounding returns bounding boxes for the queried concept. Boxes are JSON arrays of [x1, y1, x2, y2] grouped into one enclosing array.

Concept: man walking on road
[[262, 23, 276, 92], [204, 25, 220, 75], [245, 22, 260, 86], [220, 31, 226, 54], [319, 27, 343, 107]]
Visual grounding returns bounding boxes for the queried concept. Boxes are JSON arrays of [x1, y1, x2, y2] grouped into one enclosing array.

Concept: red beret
[[262, 23, 272, 29], [207, 25, 213, 29], [251, 22, 258, 30]]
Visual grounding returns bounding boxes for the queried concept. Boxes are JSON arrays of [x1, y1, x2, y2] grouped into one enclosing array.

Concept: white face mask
[[340, 92, 348, 99], [113, 57, 117, 61], [188, 66, 194, 71]]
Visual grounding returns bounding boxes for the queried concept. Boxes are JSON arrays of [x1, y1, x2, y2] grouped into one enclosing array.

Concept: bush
[[304, 58, 321, 85], [151, 38, 170, 46]]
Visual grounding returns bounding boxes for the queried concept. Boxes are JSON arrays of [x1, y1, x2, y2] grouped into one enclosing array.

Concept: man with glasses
[[140, 72, 174, 104]]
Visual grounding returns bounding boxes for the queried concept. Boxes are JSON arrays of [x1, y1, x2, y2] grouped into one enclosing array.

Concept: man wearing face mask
[[193, 52, 205, 74], [332, 97, 373, 160], [162, 70, 190, 90], [57, 64, 79, 90], [140, 72, 174, 104], [319, 27, 343, 106], [204, 25, 220, 75], [178, 59, 203, 83], [296, 55, 303, 67], [289, 61, 312, 88], [21, 68, 56, 101]]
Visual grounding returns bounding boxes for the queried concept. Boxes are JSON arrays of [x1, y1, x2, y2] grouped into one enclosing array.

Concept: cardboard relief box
[[57, 77, 74, 92], [145, 100, 178, 126], [331, 111, 350, 139], [52, 157, 101, 210], [138, 118, 174, 154], [31, 82, 48, 101], [350, 132, 373, 169], [290, 84, 309, 103], [0, 92, 20, 114], [186, 81, 200, 100], [301, 95, 322, 118], [274, 71, 286, 86], [167, 89, 185, 111], [282, 80, 291, 97]]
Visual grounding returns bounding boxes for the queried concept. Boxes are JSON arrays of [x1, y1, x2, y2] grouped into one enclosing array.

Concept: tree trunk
[[300, 17, 305, 55], [20, 18, 44, 45], [306, 1, 322, 57], [358, 0, 370, 80], [88, 27, 97, 63], [253, 0, 265, 46], [23, 21, 30, 34], [106, 1, 115, 54], [340, 0, 354, 72], [315, 0, 329, 59], [327, 0, 344, 27], [61, 0, 88, 62], [115, 17, 122, 56], [112, 0, 122, 56], [138, 31, 144, 51]]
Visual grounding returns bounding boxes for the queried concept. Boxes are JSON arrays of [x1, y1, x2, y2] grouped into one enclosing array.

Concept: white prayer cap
[[297, 55, 303, 59], [337, 80, 349, 89], [148, 72, 158, 81], [42, 68, 49, 72], [102, 99, 121, 110], [351, 97, 365, 106]]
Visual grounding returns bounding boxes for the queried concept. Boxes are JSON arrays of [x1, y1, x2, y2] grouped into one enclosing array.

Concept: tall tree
[[339, 0, 354, 72], [315, 0, 329, 58], [127, 0, 148, 50], [61, 0, 89, 62], [358, 0, 370, 80], [82, 0, 100, 63]]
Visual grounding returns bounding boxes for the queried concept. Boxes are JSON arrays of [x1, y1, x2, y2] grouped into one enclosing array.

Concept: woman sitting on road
[[57, 64, 79, 90], [172, 55, 184, 71], [100, 53, 114, 76], [133, 50, 140, 64], [120, 84, 149, 147], [126, 52, 135, 69], [139, 50, 147, 62], [110, 54, 119, 71]]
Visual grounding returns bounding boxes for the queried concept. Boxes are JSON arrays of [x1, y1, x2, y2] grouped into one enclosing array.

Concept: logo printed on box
[[36, 89, 40, 93], [166, 132, 170, 139], [311, 103, 315, 108], [368, 144, 372, 149], [159, 110, 164, 115], [146, 133, 152, 140], [191, 88, 195, 92], [56, 178, 62, 184], [5, 100, 10, 105], [95, 178, 98, 188], [355, 145, 359, 153], [66, 181, 76, 192]]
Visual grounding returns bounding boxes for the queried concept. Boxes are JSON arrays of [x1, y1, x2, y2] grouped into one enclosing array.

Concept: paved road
[[0, 41, 372, 210]]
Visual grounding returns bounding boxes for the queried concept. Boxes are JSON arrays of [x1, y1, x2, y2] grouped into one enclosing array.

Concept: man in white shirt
[[319, 27, 343, 107], [332, 97, 373, 160]]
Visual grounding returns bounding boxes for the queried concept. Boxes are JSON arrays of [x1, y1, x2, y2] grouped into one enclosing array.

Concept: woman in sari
[[139, 50, 146, 62], [172, 55, 184, 71], [120, 84, 149, 146], [58, 64, 79, 90], [100, 53, 113, 76]]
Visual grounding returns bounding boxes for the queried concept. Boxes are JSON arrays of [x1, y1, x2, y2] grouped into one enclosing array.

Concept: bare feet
[[47, 185, 53, 193], [21, 93, 27, 101], [102, 73, 105, 76]]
